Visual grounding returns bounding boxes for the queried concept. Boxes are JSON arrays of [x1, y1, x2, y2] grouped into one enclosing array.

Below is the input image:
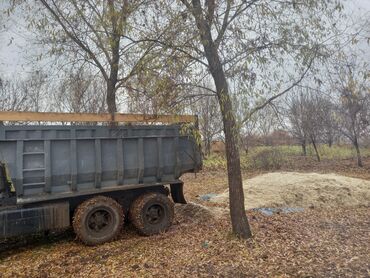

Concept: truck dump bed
[[0, 124, 202, 204]]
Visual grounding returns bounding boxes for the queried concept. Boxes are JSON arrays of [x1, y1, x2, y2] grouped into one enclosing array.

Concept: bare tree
[[255, 106, 280, 146], [0, 78, 31, 112], [54, 69, 107, 114], [0, 72, 46, 112], [286, 90, 334, 161], [16, 0, 156, 113], [333, 61, 369, 167], [192, 95, 222, 157], [239, 115, 258, 154], [286, 93, 309, 156], [304, 94, 324, 162], [24, 71, 48, 112], [319, 96, 338, 147]]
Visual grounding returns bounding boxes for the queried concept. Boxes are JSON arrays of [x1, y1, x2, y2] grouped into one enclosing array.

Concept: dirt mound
[[211, 172, 370, 209], [175, 202, 226, 223]]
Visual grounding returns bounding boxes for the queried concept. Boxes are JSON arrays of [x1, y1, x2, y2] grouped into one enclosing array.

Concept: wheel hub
[[145, 204, 164, 224], [87, 209, 112, 232]]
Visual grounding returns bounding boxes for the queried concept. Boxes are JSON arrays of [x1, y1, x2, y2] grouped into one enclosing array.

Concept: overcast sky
[[0, 0, 369, 78]]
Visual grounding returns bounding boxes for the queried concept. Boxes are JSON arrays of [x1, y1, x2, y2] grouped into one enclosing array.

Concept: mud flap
[[170, 182, 187, 204]]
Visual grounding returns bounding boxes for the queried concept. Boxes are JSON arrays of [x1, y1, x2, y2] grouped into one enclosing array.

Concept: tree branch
[[123, 36, 209, 68], [241, 46, 318, 124], [174, 82, 217, 94], [215, 0, 259, 48], [40, 0, 109, 81], [70, 1, 112, 64]]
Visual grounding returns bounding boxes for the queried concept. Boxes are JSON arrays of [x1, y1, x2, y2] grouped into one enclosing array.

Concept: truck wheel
[[129, 192, 174, 236], [72, 196, 124, 245]]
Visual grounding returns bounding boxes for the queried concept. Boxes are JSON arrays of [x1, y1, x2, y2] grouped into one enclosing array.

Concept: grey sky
[[0, 0, 369, 78]]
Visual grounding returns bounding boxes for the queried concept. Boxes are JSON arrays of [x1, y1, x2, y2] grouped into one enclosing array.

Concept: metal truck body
[[0, 124, 202, 243]]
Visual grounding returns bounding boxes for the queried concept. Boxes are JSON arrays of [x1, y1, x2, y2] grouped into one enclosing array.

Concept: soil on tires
[[129, 192, 174, 236], [72, 196, 124, 246]]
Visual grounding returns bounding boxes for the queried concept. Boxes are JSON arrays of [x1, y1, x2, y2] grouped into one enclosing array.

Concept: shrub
[[203, 153, 227, 170], [250, 148, 284, 170]]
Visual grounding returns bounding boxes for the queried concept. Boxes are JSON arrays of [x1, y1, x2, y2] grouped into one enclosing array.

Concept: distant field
[[203, 144, 370, 170]]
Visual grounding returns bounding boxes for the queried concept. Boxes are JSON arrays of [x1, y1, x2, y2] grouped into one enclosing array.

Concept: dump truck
[[0, 112, 202, 245]]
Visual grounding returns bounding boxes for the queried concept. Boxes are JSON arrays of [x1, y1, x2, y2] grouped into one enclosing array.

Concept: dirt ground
[[0, 157, 370, 277]]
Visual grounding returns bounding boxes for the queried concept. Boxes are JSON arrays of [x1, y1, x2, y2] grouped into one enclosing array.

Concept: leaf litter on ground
[[1, 166, 370, 277]]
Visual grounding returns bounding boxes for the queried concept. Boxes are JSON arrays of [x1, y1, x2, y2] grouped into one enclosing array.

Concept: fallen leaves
[[0, 206, 369, 277], [1, 164, 370, 277]]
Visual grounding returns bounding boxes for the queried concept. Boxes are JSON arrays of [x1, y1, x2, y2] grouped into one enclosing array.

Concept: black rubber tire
[[129, 192, 174, 236], [72, 196, 124, 245]]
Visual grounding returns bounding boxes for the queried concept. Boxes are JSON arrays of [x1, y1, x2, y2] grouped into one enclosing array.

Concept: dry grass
[[204, 145, 370, 176]]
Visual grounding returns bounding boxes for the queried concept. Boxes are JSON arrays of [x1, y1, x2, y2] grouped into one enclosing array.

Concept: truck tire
[[72, 196, 124, 245], [129, 192, 174, 236]]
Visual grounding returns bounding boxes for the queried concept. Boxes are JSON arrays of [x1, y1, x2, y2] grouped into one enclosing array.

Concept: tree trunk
[[106, 80, 117, 114], [328, 138, 333, 148], [106, 0, 125, 114], [205, 138, 211, 157], [205, 44, 252, 239], [106, 44, 119, 114], [327, 132, 333, 147], [311, 136, 320, 162], [188, 0, 252, 238], [221, 101, 252, 239], [301, 140, 307, 156], [353, 137, 363, 167], [107, 44, 119, 114]]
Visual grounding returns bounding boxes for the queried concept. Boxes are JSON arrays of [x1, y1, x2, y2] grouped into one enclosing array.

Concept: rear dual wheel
[[72, 192, 174, 245], [73, 196, 124, 246], [129, 192, 174, 236]]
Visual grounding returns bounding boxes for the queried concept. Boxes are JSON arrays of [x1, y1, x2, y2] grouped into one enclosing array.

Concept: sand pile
[[210, 172, 370, 209]]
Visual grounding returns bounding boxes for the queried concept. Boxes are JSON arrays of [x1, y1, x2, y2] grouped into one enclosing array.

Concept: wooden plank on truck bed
[[0, 111, 196, 123]]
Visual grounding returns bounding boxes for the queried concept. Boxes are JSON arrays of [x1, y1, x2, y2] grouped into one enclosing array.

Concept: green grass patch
[[310, 145, 370, 160], [203, 144, 370, 170]]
